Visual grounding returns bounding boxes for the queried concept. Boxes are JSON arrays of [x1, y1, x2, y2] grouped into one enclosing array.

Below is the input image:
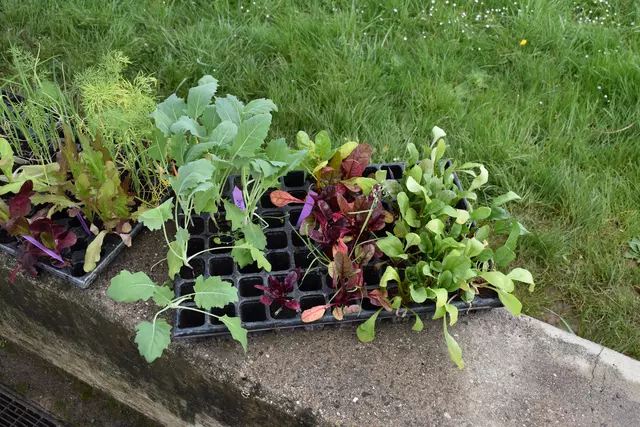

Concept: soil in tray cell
[[265, 231, 287, 250], [187, 238, 205, 257], [363, 265, 381, 286], [240, 301, 267, 323], [178, 308, 205, 328], [283, 171, 306, 187], [210, 303, 236, 325], [288, 209, 302, 227], [179, 258, 205, 280], [267, 251, 290, 272], [262, 211, 286, 229], [300, 294, 327, 312], [210, 257, 235, 276], [260, 191, 276, 209], [187, 216, 206, 234], [239, 261, 260, 274], [177, 281, 195, 297], [294, 250, 313, 269], [270, 302, 298, 319], [239, 277, 264, 297], [299, 271, 323, 292], [291, 231, 306, 247], [208, 234, 234, 253], [209, 215, 231, 233]]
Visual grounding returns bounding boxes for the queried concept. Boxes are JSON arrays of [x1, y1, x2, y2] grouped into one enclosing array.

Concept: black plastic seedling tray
[[173, 163, 502, 339], [0, 218, 144, 289]]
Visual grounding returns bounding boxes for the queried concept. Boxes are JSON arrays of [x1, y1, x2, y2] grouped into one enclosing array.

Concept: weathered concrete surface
[[0, 230, 639, 427]]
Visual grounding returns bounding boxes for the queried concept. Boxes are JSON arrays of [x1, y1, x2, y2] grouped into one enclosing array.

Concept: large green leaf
[[170, 159, 215, 197], [426, 219, 445, 236], [138, 198, 174, 231], [314, 130, 332, 160], [215, 97, 241, 126], [218, 315, 247, 352], [187, 75, 218, 119], [265, 138, 290, 163], [170, 116, 206, 137], [356, 308, 382, 342], [494, 245, 516, 267], [151, 94, 187, 136], [241, 223, 266, 250], [244, 98, 277, 116], [223, 200, 246, 230], [135, 320, 172, 363], [107, 271, 157, 302], [167, 240, 187, 279], [194, 276, 238, 310], [380, 266, 400, 288], [227, 113, 272, 158], [84, 230, 107, 272], [152, 286, 174, 307], [208, 120, 238, 146], [442, 254, 472, 279]]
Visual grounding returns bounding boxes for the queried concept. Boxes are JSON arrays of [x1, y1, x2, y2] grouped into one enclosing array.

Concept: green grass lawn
[[2, 0, 639, 357]]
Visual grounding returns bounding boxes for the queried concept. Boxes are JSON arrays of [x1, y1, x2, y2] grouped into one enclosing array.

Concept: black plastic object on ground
[[0, 382, 70, 427], [0, 217, 144, 289], [172, 163, 502, 339]]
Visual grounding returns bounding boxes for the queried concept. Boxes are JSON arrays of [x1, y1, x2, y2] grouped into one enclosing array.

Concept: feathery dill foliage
[[1, 0, 639, 357], [73, 52, 161, 203]]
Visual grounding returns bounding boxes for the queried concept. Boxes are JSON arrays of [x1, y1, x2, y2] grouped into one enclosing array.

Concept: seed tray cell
[[173, 163, 502, 338]]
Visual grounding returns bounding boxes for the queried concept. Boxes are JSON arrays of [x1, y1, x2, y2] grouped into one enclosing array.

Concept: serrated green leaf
[[215, 97, 241, 126], [357, 308, 382, 342], [208, 120, 238, 146], [249, 246, 271, 271], [135, 320, 172, 363], [194, 276, 238, 310], [265, 138, 290, 163], [228, 113, 271, 158], [218, 315, 248, 352], [170, 159, 215, 197], [84, 230, 107, 272], [223, 200, 246, 230], [151, 94, 186, 136], [244, 98, 277, 116], [152, 286, 174, 307], [139, 198, 174, 231], [107, 271, 157, 302], [187, 76, 218, 119], [242, 222, 266, 250], [201, 105, 220, 132], [170, 116, 206, 137]]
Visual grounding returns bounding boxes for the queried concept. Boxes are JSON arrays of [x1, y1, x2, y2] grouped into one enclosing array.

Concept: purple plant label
[[297, 190, 317, 228], [77, 213, 93, 236], [233, 186, 246, 212], [23, 235, 64, 263]]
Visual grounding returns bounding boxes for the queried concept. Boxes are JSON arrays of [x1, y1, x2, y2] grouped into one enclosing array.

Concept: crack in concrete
[[589, 347, 605, 396]]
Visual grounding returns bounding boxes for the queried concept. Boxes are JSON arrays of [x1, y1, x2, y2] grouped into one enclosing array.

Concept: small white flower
[[393, 8, 398, 13], [539, 101, 543, 105], [403, 36, 407, 41]]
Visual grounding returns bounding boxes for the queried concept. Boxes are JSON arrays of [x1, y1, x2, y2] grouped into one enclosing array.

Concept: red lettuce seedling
[[1, 181, 77, 282], [255, 270, 301, 313]]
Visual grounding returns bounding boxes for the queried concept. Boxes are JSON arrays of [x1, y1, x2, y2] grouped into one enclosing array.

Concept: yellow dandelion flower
[[520, 39, 527, 46], [554, 114, 559, 120], [383, 145, 389, 152]]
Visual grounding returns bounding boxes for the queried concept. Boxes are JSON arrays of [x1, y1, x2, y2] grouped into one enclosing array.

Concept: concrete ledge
[[1, 230, 639, 426]]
